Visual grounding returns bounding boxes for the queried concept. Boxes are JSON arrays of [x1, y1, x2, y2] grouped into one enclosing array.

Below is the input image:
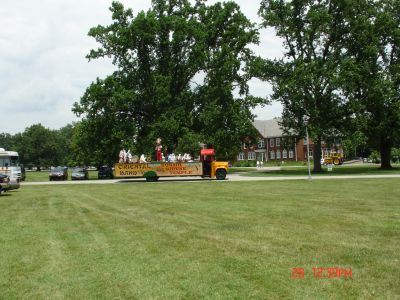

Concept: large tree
[[340, 0, 400, 169], [73, 0, 262, 163], [258, 0, 351, 172]]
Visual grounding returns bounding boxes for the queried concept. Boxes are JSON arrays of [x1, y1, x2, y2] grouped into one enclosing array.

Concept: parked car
[[0, 173, 19, 193], [98, 165, 113, 179], [49, 167, 68, 181], [0, 174, 10, 194], [71, 167, 89, 180]]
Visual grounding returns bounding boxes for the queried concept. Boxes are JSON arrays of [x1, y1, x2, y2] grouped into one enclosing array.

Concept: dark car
[[49, 167, 68, 181], [0, 173, 21, 193], [0, 174, 10, 194], [98, 166, 113, 179], [71, 167, 89, 180]]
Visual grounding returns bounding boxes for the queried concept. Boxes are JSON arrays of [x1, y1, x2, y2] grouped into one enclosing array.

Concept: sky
[[0, 0, 284, 134]]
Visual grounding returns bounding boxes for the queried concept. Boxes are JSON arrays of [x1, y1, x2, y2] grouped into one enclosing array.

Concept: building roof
[[253, 118, 284, 138]]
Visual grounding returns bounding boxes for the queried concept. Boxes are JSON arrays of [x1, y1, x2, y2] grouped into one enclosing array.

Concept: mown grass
[[242, 165, 400, 177], [1, 180, 399, 299]]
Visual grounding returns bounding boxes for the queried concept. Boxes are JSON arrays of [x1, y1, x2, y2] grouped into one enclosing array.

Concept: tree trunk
[[379, 136, 392, 169], [313, 136, 322, 172]]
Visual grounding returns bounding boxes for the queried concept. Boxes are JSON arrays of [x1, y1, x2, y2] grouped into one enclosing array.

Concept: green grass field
[[1, 180, 399, 299]]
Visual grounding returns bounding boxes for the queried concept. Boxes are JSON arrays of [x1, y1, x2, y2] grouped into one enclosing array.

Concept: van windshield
[[0, 156, 20, 167]]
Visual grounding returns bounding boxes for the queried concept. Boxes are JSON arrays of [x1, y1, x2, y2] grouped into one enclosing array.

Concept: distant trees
[[0, 124, 76, 169], [0, 133, 15, 150]]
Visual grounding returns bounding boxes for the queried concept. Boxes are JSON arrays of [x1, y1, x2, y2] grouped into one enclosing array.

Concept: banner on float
[[115, 162, 203, 177]]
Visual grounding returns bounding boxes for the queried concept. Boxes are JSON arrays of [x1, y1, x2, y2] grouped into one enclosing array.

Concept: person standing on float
[[155, 138, 163, 161]]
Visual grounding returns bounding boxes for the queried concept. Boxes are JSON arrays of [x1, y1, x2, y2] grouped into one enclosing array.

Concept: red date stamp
[[292, 267, 352, 279]]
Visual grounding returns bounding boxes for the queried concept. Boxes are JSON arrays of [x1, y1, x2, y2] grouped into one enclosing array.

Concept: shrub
[[369, 150, 380, 164], [232, 161, 256, 167], [391, 148, 400, 163]]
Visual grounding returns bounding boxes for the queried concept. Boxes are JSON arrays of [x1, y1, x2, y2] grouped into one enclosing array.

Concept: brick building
[[237, 118, 343, 163]]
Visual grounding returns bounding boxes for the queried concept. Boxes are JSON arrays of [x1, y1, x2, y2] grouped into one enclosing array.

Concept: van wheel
[[216, 169, 226, 180]]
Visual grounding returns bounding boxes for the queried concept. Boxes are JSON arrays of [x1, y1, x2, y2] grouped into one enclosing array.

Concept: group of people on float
[[118, 138, 193, 164]]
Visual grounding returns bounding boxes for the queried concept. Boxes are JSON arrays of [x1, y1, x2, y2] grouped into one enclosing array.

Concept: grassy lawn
[[241, 165, 400, 177], [1, 180, 399, 299], [228, 167, 257, 173]]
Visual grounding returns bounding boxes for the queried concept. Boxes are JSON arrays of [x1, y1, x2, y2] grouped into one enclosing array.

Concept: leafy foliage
[[339, 0, 400, 169], [258, 0, 351, 172], [73, 0, 263, 163], [257, 0, 399, 170]]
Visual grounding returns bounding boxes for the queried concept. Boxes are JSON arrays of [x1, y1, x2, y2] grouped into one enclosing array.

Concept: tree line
[[1, 0, 399, 170], [0, 124, 75, 169]]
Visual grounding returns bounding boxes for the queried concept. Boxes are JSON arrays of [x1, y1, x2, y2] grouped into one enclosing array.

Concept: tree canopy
[[73, 0, 263, 162], [257, 0, 351, 172], [339, 0, 400, 168], [257, 0, 400, 170]]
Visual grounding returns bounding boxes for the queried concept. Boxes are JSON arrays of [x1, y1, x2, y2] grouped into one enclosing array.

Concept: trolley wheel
[[216, 169, 227, 180], [146, 176, 159, 182]]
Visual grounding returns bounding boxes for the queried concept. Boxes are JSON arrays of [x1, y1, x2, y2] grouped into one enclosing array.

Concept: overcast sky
[[0, 0, 283, 134]]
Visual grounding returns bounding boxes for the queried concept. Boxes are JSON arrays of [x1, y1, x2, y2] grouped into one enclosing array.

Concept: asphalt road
[[20, 172, 400, 186]]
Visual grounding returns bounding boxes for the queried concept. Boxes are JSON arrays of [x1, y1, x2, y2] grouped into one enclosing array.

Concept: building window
[[276, 138, 280, 147], [270, 151, 275, 160], [238, 152, 245, 160], [248, 151, 256, 160], [303, 137, 308, 145], [289, 150, 294, 158], [270, 138, 275, 148], [282, 149, 287, 159], [307, 149, 313, 158], [276, 150, 281, 159], [258, 138, 265, 149]]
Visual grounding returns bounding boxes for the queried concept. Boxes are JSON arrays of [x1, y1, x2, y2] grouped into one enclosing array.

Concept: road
[[20, 172, 400, 186]]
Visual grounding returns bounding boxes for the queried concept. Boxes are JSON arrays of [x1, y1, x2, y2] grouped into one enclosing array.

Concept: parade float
[[114, 139, 228, 182]]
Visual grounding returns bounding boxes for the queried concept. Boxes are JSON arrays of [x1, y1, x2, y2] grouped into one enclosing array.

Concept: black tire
[[216, 169, 226, 180]]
